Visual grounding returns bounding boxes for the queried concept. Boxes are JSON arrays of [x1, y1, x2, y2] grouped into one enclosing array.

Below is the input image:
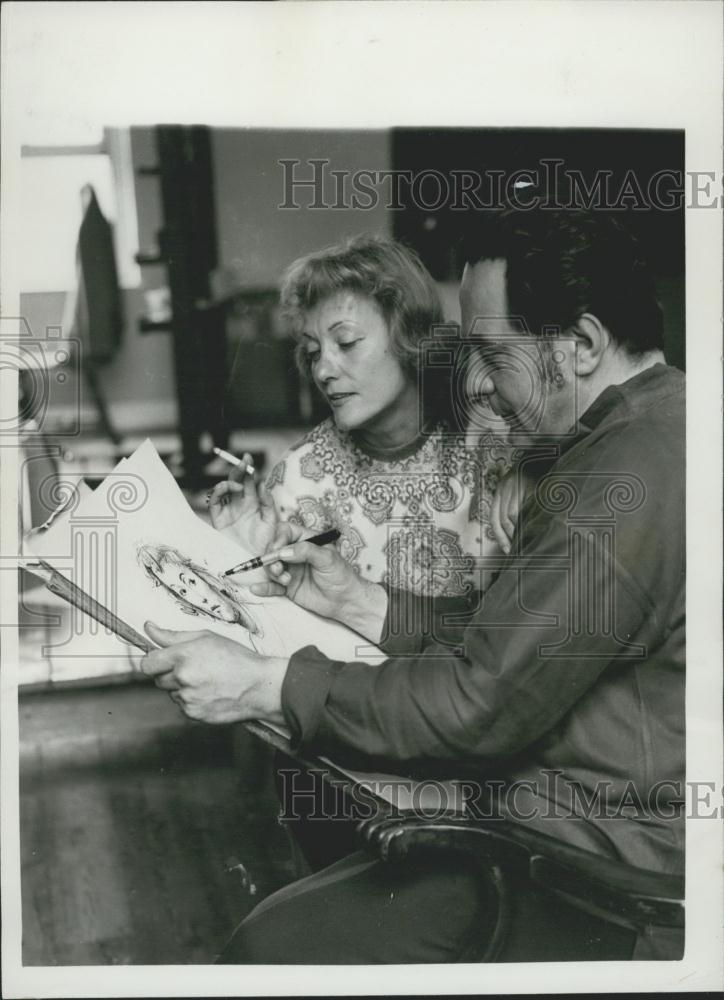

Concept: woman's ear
[[572, 313, 609, 376]]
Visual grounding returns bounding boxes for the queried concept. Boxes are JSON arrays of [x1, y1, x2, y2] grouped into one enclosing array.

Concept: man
[[142, 208, 685, 963]]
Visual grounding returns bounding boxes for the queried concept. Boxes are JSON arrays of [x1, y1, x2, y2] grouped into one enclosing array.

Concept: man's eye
[[179, 588, 187, 596], [188, 577, 196, 586], [338, 340, 359, 351]]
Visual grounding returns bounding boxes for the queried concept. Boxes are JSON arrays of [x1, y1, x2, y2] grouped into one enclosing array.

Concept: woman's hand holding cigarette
[[208, 452, 278, 554]]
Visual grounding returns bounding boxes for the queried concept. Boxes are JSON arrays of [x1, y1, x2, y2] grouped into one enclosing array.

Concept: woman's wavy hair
[[279, 235, 444, 382]]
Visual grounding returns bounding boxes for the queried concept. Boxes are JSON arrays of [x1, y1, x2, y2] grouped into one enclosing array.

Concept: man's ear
[[572, 313, 609, 375]]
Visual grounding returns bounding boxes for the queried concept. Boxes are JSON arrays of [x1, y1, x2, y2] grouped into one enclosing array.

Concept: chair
[[356, 810, 684, 962], [246, 721, 684, 962]]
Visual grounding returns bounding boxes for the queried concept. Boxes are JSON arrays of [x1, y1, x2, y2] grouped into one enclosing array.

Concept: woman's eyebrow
[[328, 319, 355, 333]]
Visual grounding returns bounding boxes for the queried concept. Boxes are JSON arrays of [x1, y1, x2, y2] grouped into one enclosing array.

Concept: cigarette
[[213, 447, 254, 477]]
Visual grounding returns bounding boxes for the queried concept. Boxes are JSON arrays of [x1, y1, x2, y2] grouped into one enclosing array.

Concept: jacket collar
[[564, 363, 673, 449]]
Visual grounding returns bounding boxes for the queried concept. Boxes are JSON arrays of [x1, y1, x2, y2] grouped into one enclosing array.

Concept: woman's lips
[[327, 392, 356, 407]]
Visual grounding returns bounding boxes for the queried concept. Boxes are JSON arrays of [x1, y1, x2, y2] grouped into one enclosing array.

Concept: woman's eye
[[338, 340, 359, 351], [188, 577, 196, 586], [179, 588, 187, 596]]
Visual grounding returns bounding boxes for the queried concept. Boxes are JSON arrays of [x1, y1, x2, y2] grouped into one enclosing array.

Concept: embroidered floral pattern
[[299, 452, 325, 483], [264, 459, 286, 492], [383, 524, 473, 598], [267, 418, 513, 596], [289, 492, 366, 573]]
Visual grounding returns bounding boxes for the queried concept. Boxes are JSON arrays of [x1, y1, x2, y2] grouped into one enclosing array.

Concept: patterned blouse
[[265, 418, 513, 598]]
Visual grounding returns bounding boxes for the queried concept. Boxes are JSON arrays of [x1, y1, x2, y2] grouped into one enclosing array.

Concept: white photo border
[[1, 1, 722, 995]]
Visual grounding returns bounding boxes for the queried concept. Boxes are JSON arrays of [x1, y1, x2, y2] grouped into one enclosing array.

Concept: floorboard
[[19, 682, 296, 965]]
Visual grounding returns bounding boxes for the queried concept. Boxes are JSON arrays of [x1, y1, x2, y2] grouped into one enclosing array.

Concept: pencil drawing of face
[[136, 543, 261, 635]]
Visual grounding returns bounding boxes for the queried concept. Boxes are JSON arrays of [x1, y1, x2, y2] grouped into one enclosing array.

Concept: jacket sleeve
[[281, 420, 677, 766]]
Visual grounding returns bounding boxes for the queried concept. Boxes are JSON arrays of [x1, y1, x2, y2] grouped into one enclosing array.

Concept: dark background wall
[[20, 127, 685, 438]]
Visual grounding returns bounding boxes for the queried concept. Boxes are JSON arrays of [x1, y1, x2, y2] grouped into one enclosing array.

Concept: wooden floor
[[19, 681, 296, 965]]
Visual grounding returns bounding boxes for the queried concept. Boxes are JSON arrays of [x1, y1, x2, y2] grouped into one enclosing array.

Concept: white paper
[[29, 439, 384, 664]]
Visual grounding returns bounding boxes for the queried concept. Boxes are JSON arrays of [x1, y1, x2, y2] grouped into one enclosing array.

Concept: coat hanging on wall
[[62, 183, 124, 444], [74, 184, 123, 363]]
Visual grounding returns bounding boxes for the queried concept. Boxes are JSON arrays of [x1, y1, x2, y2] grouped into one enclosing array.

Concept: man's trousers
[[216, 754, 637, 964]]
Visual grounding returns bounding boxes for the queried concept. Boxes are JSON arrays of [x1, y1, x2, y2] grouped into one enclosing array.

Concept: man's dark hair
[[461, 208, 664, 355]]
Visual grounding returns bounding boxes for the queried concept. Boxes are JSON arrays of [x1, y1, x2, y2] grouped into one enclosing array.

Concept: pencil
[[213, 446, 255, 477], [222, 528, 341, 576], [24, 559, 155, 654]]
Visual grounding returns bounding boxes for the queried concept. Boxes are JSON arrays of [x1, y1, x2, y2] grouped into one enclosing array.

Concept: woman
[[210, 235, 514, 597]]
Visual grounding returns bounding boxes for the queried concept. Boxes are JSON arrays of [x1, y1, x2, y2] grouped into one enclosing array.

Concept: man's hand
[[141, 622, 287, 726], [490, 466, 529, 554], [249, 522, 388, 644]]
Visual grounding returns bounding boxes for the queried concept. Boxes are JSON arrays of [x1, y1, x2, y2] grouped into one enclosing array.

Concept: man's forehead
[[461, 258, 508, 306], [460, 259, 523, 342]]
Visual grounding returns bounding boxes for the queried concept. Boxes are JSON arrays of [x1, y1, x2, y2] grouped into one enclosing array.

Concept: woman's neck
[[352, 384, 425, 456]]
